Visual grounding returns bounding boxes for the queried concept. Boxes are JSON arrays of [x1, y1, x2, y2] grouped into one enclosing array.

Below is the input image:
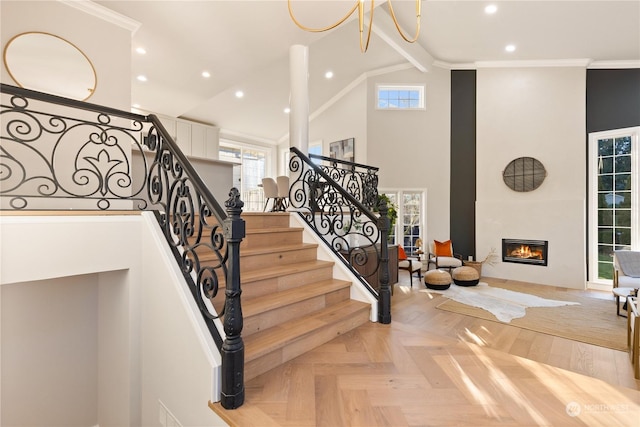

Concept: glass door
[[589, 127, 639, 284]]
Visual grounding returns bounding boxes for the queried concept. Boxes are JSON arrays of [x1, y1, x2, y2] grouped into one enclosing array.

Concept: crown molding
[[58, 0, 141, 35], [474, 59, 592, 68], [588, 60, 640, 69]]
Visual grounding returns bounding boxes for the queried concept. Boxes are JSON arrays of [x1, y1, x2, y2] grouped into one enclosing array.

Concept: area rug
[[432, 281, 627, 351]]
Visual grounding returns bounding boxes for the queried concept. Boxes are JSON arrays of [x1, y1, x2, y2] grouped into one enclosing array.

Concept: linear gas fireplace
[[502, 239, 548, 266]]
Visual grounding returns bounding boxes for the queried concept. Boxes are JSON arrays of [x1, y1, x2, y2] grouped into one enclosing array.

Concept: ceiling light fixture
[[288, 0, 421, 53], [284, 107, 291, 114], [135, 47, 146, 55], [202, 71, 211, 78], [505, 44, 516, 53], [137, 75, 147, 82], [325, 71, 334, 79], [484, 4, 497, 14], [235, 90, 244, 98]]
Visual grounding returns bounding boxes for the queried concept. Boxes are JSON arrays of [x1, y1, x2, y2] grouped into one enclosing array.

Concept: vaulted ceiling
[[95, 1, 640, 143]]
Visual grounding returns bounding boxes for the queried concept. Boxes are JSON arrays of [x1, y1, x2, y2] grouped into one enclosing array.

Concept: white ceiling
[[94, 0, 640, 143]]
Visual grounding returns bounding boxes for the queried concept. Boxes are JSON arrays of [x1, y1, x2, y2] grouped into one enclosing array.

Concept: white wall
[[0, 0, 131, 110], [309, 80, 368, 164], [367, 66, 451, 244], [475, 67, 587, 288], [0, 214, 227, 427], [1, 274, 99, 426]]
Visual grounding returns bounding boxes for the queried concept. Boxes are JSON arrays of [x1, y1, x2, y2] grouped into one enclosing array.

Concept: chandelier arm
[[359, 0, 374, 52], [288, 0, 360, 33], [386, 0, 421, 43]]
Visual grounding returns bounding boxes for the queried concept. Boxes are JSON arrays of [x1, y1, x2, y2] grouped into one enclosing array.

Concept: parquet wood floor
[[213, 276, 640, 426]]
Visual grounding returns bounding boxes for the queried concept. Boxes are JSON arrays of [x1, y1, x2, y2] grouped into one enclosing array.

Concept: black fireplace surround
[[502, 239, 548, 266]]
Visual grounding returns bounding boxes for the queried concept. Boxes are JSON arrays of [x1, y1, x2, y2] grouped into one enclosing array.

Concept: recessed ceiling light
[[505, 44, 516, 53], [235, 90, 244, 98], [137, 75, 148, 82], [135, 47, 146, 55], [484, 4, 497, 14], [202, 71, 211, 78], [325, 71, 334, 79], [284, 107, 291, 114]]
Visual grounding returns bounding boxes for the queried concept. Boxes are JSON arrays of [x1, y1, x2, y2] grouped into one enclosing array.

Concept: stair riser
[[243, 287, 351, 337], [242, 213, 290, 229], [242, 229, 302, 250], [241, 247, 317, 272], [240, 266, 335, 299], [244, 307, 370, 381], [200, 263, 335, 298]]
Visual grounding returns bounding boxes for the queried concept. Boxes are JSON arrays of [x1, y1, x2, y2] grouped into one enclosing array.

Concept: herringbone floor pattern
[[213, 276, 640, 426]]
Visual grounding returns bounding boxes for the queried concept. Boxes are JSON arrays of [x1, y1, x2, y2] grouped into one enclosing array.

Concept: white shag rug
[[425, 282, 580, 322]]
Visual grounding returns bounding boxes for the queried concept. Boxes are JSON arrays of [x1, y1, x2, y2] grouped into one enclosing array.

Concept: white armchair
[[613, 251, 640, 316], [428, 240, 462, 273]]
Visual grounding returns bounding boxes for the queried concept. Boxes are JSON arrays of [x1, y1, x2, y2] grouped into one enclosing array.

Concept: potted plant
[[375, 194, 397, 236]]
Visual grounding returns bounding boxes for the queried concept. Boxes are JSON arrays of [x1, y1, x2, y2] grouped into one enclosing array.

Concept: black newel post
[[377, 199, 391, 324], [221, 188, 246, 409]]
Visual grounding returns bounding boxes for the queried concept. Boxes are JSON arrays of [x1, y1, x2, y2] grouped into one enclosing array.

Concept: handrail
[[289, 147, 391, 323], [0, 83, 245, 408], [309, 152, 380, 172], [308, 152, 379, 210]]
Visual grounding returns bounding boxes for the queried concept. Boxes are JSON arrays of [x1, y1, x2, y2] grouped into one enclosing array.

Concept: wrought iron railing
[[0, 84, 245, 408], [308, 153, 379, 210], [289, 147, 391, 323]]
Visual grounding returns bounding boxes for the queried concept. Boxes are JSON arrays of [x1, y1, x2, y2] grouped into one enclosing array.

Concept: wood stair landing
[[222, 212, 371, 381]]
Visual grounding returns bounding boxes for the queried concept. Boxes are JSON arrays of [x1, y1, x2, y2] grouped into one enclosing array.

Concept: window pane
[[615, 155, 631, 173], [615, 209, 631, 227], [598, 209, 613, 226], [615, 173, 631, 190], [598, 138, 613, 156], [598, 228, 613, 244], [615, 136, 632, 155], [616, 228, 631, 245], [600, 157, 613, 174], [598, 175, 613, 191], [598, 262, 614, 280], [617, 192, 631, 208]]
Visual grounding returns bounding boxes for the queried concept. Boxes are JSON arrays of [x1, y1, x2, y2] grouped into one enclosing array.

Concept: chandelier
[[287, 0, 421, 53]]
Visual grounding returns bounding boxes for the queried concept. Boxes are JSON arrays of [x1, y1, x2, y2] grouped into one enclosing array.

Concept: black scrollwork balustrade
[[289, 148, 389, 298], [0, 83, 235, 343]]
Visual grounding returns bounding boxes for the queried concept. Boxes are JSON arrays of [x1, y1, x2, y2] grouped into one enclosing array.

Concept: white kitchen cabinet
[[190, 124, 206, 158], [176, 121, 191, 155]]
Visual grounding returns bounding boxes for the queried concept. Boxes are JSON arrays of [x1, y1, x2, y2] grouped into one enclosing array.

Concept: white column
[[289, 45, 309, 153]]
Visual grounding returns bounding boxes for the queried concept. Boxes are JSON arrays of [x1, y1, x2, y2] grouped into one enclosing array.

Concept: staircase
[[214, 212, 371, 381]]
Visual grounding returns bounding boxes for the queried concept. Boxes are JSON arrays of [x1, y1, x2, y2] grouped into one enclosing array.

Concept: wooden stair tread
[[244, 299, 370, 362], [242, 279, 351, 317], [246, 227, 302, 235]]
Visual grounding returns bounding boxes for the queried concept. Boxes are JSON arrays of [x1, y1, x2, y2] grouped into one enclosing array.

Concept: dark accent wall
[[586, 69, 640, 133], [585, 68, 640, 279], [450, 70, 476, 259]]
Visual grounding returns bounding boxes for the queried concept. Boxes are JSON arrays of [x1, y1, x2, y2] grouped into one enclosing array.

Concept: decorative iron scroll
[[0, 83, 231, 330], [309, 153, 379, 210], [290, 147, 386, 294]]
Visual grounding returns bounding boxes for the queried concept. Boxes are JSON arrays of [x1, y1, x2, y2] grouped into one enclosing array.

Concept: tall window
[[381, 190, 425, 255], [589, 127, 639, 284], [220, 143, 269, 212]]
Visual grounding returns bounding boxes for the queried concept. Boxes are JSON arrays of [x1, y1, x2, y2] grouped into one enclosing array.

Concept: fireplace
[[502, 239, 548, 266]]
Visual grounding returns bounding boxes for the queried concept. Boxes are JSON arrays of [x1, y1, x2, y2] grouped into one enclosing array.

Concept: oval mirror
[[3, 32, 97, 101]]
